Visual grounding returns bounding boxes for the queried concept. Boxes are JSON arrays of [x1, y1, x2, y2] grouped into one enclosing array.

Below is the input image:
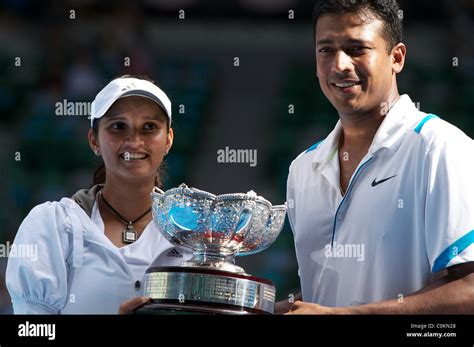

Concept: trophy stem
[[182, 250, 246, 274]]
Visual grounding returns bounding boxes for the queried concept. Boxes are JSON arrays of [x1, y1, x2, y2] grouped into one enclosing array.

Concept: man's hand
[[285, 300, 335, 314], [118, 296, 151, 314], [274, 292, 302, 314]]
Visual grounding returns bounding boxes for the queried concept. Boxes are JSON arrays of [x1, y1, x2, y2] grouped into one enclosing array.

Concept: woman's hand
[[118, 296, 151, 314]]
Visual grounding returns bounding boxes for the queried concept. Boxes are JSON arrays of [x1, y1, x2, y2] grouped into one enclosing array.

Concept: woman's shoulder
[[14, 198, 77, 249], [19, 202, 72, 237], [26, 199, 70, 219], [26, 184, 101, 214], [22, 185, 102, 226]]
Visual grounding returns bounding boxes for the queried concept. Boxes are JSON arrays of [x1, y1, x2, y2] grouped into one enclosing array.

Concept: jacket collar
[[71, 184, 104, 217]]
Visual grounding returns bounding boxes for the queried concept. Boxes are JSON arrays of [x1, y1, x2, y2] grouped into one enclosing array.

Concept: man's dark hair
[[312, 0, 403, 53]]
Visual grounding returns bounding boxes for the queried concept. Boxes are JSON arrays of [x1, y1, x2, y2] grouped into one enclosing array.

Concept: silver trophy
[[139, 183, 286, 315]]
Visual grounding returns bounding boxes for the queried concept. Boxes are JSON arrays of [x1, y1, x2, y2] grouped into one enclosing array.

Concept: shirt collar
[[310, 94, 417, 170], [369, 94, 417, 154], [310, 121, 343, 171]]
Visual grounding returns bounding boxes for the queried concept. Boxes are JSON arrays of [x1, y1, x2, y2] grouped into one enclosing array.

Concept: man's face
[[315, 12, 397, 117]]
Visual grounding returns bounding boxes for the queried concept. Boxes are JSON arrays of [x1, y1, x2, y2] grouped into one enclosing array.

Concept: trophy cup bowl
[[139, 184, 286, 315]]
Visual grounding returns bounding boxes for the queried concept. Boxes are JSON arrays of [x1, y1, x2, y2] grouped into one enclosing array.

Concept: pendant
[[123, 223, 137, 243]]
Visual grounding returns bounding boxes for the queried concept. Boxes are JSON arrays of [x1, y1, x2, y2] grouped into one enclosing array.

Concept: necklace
[[99, 190, 151, 243]]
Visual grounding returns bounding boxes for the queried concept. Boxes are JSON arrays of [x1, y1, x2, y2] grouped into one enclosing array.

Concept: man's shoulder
[[411, 112, 472, 150], [289, 139, 325, 172]]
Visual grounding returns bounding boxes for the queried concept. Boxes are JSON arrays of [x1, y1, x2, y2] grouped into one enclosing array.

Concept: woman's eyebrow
[[143, 113, 169, 122], [144, 114, 164, 120], [104, 115, 126, 122], [104, 114, 166, 122]]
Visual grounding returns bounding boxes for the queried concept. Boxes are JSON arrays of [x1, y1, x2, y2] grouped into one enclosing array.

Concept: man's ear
[[391, 42, 406, 74]]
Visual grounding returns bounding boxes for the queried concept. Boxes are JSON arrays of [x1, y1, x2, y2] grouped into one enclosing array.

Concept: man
[[285, 0, 474, 314]]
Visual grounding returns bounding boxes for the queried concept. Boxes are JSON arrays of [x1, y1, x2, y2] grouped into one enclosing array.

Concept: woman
[[6, 75, 191, 314]]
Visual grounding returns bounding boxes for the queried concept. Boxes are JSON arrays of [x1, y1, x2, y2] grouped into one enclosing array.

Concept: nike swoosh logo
[[371, 175, 397, 187]]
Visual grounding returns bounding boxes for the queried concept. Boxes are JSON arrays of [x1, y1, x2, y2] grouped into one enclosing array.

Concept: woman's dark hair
[[312, 0, 403, 54], [91, 74, 169, 188]]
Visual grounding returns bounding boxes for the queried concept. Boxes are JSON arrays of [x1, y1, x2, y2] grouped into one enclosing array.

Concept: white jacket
[[6, 185, 191, 314]]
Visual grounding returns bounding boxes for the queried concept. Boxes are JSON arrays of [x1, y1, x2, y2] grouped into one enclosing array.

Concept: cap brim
[[90, 78, 172, 127]]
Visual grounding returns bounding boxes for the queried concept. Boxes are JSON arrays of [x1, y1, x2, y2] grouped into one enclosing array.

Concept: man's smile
[[331, 80, 364, 95]]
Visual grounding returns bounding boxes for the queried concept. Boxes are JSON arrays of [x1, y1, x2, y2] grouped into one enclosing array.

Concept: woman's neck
[[100, 175, 156, 222]]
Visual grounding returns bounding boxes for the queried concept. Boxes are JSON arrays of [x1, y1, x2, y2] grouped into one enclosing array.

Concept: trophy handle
[[234, 205, 254, 235]]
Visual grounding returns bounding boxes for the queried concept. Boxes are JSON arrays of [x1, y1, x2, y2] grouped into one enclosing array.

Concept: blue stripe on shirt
[[432, 230, 474, 273], [305, 140, 323, 153], [414, 114, 439, 133]]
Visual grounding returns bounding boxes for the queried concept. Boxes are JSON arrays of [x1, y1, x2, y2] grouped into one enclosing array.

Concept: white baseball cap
[[90, 77, 172, 127]]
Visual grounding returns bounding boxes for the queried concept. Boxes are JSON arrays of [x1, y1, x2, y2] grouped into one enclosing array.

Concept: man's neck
[[339, 92, 400, 151], [100, 175, 156, 221], [339, 115, 384, 152]]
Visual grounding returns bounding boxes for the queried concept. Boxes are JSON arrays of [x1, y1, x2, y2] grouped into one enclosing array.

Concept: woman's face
[[88, 95, 173, 184]]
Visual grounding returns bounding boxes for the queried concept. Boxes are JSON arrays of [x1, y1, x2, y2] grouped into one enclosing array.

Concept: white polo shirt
[[287, 94, 474, 307]]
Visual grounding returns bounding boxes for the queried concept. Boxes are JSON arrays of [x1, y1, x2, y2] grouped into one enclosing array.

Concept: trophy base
[[137, 266, 276, 315], [136, 300, 269, 315]]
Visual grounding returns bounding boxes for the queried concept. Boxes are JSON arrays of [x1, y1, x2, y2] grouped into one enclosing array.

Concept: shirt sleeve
[[424, 127, 474, 273], [6, 202, 70, 314]]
